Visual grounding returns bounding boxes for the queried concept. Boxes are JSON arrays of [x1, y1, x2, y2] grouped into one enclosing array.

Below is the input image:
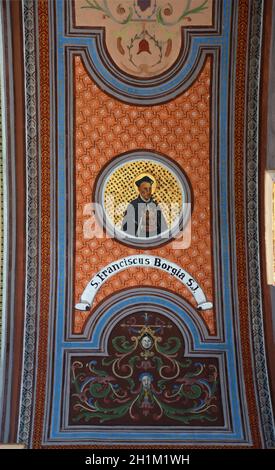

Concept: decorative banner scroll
[[75, 255, 213, 311]]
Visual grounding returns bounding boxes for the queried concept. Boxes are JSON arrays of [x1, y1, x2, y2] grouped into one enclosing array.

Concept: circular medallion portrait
[[94, 151, 191, 247]]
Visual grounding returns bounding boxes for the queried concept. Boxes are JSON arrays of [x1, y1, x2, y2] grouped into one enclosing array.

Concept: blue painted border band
[[50, 0, 244, 444]]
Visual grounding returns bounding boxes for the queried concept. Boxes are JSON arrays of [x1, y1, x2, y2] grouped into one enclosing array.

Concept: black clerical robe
[[122, 196, 167, 237]]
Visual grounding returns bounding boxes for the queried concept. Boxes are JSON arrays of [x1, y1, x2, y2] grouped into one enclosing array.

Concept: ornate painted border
[[246, 0, 275, 448], [64, 21, 223, 343]]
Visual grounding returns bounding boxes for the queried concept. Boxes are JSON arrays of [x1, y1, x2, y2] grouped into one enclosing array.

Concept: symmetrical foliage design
[[70, 312, 223, 425]]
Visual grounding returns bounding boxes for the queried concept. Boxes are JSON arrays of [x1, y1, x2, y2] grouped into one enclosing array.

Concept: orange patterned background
[[74, 55, 214, 334]]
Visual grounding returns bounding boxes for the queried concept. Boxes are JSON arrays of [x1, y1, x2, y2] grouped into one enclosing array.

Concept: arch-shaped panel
[[82, 287, 213, 344], [67, 289, 227, 429], [93, 150, 192, 248]]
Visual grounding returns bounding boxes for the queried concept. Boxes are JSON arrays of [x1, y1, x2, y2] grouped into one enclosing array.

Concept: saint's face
[[138, 182, 152, 201]]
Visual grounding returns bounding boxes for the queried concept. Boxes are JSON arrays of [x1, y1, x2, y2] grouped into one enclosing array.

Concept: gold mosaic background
[[104, 160, 183, 228]]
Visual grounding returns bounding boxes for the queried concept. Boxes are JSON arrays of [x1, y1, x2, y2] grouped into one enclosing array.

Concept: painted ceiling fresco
[[0, 0, 274, 449], [74, 0, 213, 77]]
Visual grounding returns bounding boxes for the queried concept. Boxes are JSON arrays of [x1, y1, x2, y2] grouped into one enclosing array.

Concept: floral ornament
[[82, 0, 209, 24], [81, 0, 134, 24], [80, 1, 211, 77], [137, 0, 152, 12], [134, 0, 157, 19], [70, 313, 223, 425], [156, 0, 209, 25]]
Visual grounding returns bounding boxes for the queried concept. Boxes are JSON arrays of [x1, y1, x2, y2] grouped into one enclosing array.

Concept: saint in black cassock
[[122, 176, 168, 238]]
